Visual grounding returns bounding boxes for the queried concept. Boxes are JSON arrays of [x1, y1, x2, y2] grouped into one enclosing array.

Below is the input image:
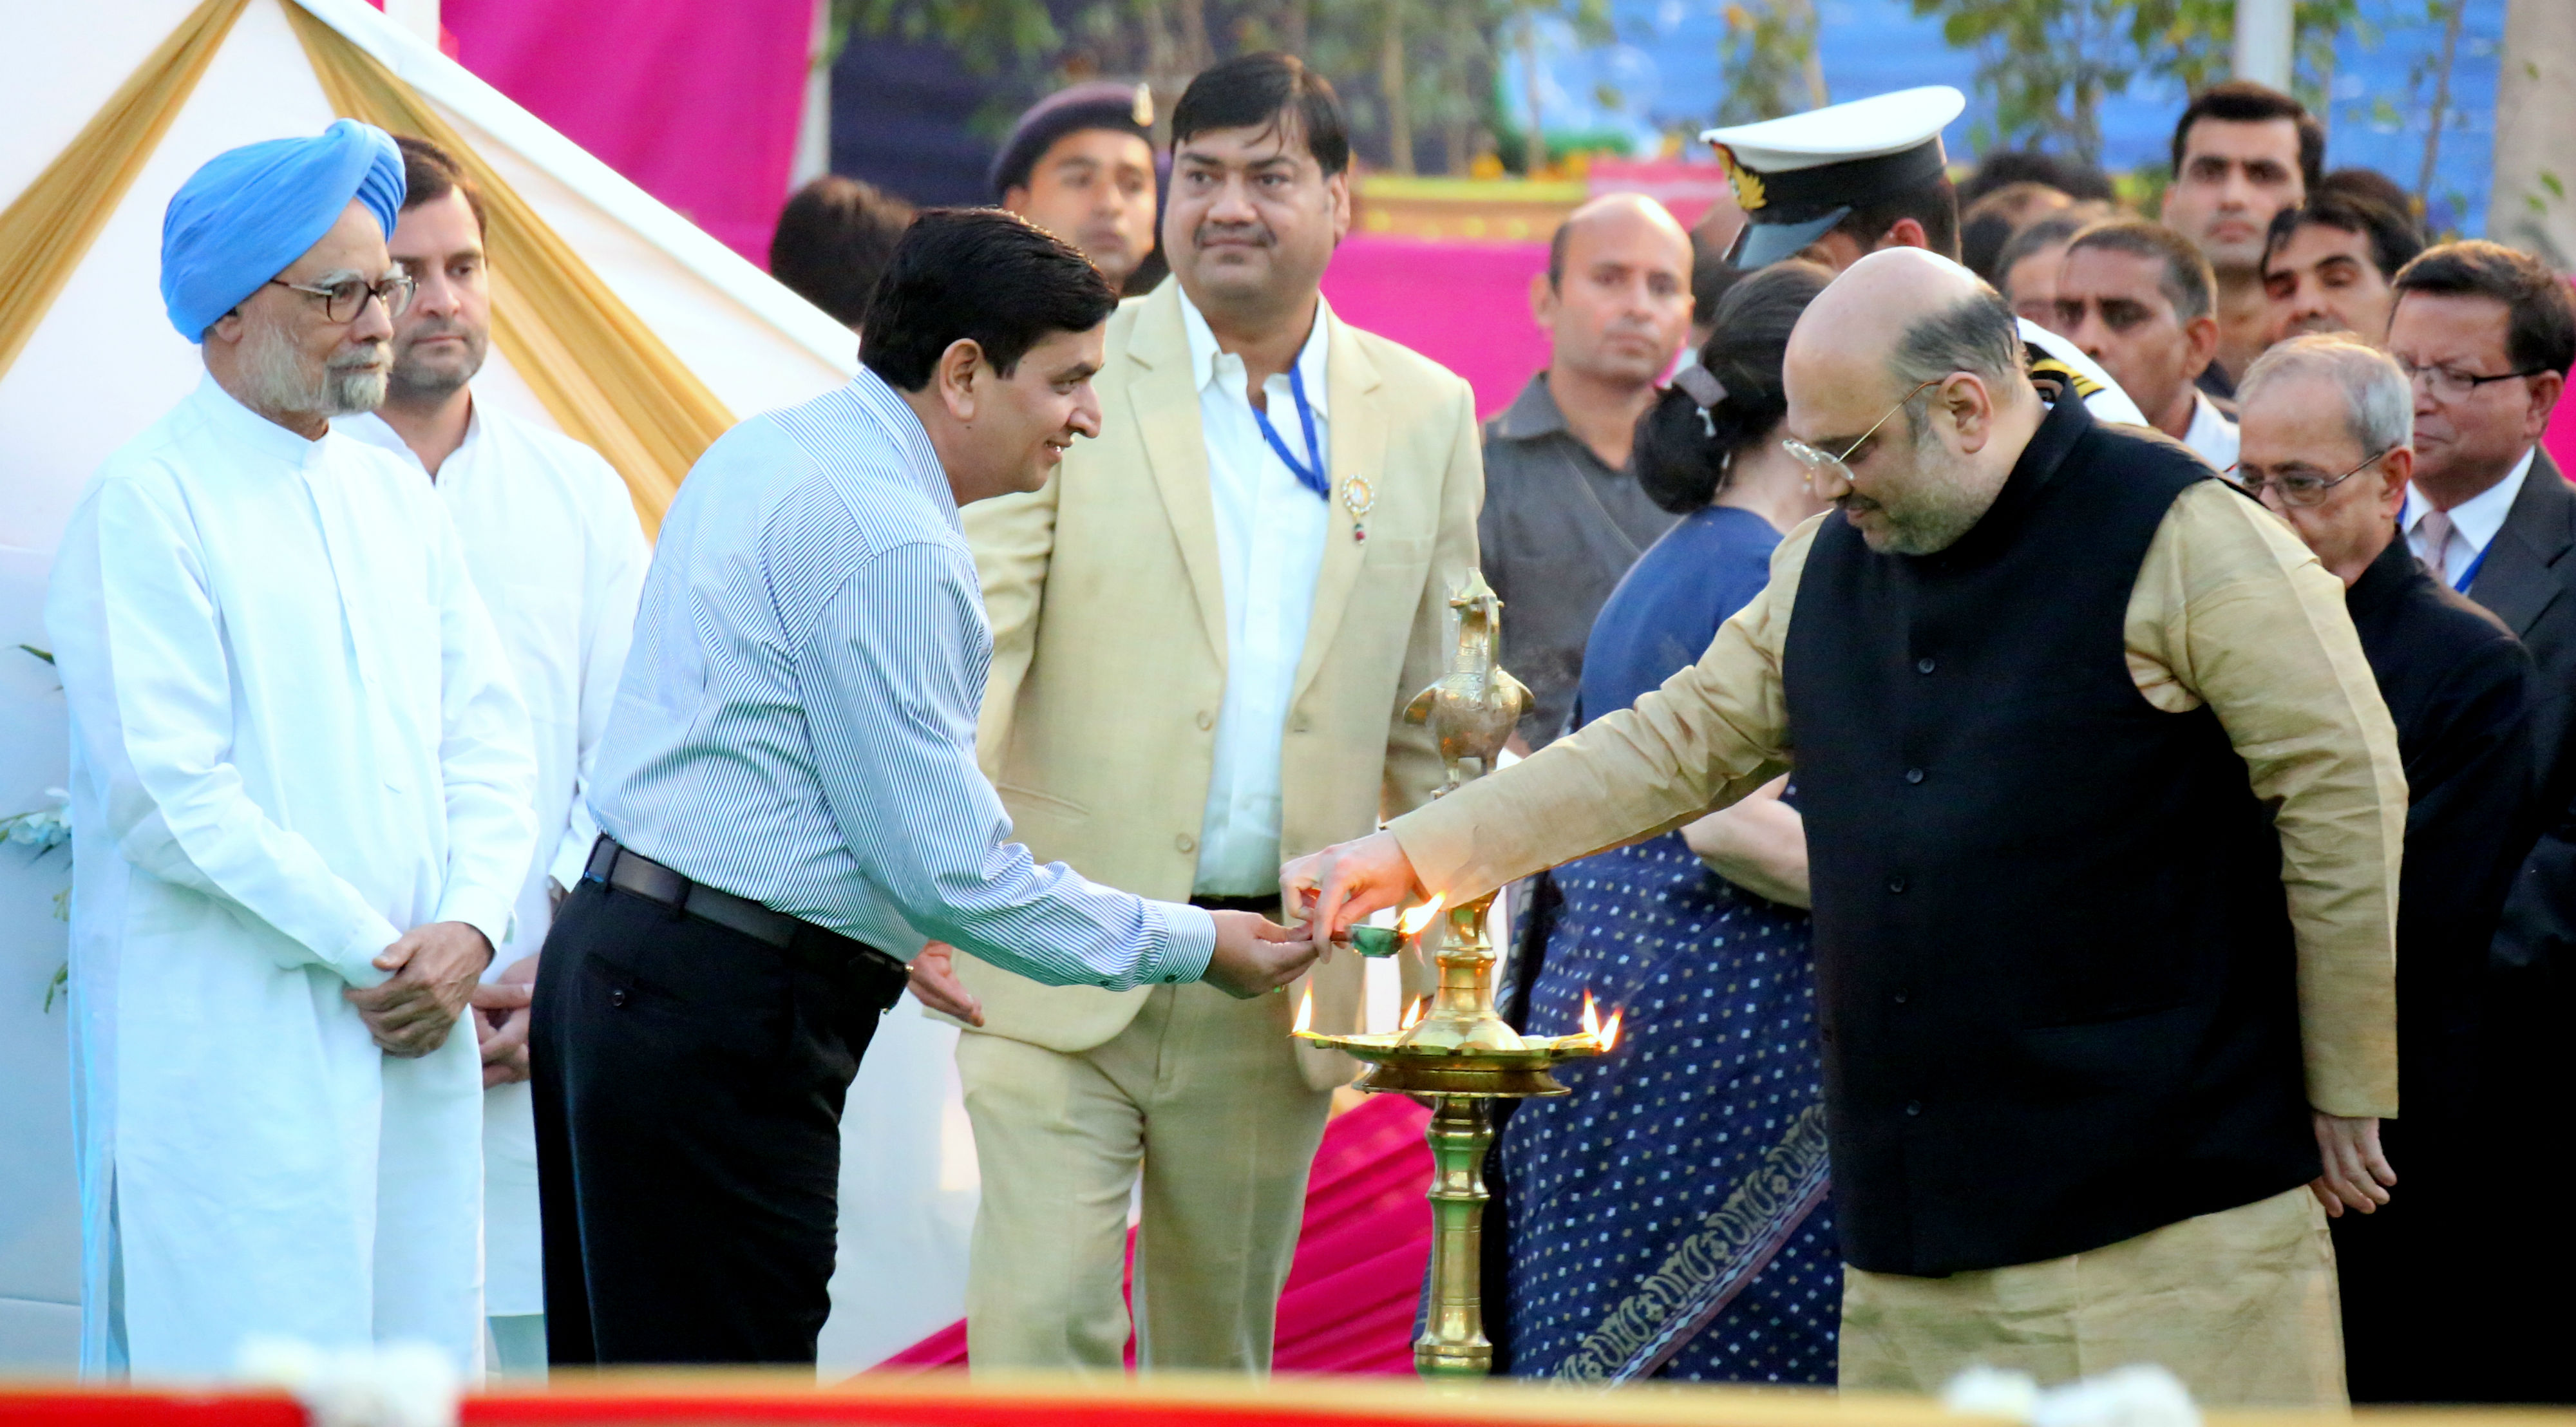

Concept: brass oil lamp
[[1294, 572, 1622, 1378]]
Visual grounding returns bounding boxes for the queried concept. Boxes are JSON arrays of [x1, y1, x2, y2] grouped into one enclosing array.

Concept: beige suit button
[[1195, 710, 1215, 730], [1291, 716, 1312, 733], [1176, 833, 1197, 853]]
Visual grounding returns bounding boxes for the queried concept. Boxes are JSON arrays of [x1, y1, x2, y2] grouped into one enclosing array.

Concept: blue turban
[[160, 119, 407, 341]]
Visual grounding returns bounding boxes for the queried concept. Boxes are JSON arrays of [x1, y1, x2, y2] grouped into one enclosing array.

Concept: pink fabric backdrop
[[874, 1093, 1435, 1375], [2552, 346, 2576, 477], [439, 0, 811, 264], [1323, 235, 1552, 421]]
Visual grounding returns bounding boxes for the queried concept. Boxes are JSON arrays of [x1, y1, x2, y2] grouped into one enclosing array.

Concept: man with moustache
[[2159, 82, 2321, 387], [994, 82, 1162, 293], [535, 210, 1318, 1367], [941, 53, 1483, 1373], [2261, 186, 2424, 346], [2383, 243, 2576, 1401], [2234, 334, 2535, 1401], [1290, 250, 2403, 1405], [2055, 220, 2239, 469], [1481, 193, 1694, 749], [337, 136, 649, 1376], [46, 120, 538, 1375]]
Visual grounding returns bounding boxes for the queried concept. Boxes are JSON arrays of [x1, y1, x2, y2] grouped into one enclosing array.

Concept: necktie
[[2418, 507, 2454, 583]]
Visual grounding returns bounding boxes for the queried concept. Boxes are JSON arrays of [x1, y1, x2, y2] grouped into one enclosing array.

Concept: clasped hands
[[902, 836, 1430, 1017], [345, 920, 496, 1061]]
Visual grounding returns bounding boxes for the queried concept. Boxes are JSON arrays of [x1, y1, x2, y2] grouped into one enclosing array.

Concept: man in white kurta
[[339, 135, 648, 1374], [45, 122, 537, 1378]]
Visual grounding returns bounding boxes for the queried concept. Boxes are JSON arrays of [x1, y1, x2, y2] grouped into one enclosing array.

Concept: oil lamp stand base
[[1414, 1094, 1497, 1379]]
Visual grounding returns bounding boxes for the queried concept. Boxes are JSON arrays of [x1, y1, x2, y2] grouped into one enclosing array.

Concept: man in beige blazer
[[927, 54, 1482, 1372]]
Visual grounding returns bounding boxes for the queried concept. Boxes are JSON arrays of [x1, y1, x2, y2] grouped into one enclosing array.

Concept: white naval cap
[[1701, 86, 1969, 270]]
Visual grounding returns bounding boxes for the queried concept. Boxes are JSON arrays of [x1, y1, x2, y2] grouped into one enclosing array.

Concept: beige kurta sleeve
[[2124, 479, 2403, 1118], [1385, 514, 1821, 901]]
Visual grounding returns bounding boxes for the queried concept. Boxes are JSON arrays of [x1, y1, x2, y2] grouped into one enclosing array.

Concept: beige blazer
[[956, 279, 1484, 1088]]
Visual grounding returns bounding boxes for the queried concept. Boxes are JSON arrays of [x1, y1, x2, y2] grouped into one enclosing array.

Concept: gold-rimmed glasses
[[1781, 378, 1944, 488]]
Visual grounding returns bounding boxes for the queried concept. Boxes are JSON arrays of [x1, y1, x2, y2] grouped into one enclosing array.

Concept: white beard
[[239, 311, 388, 418]]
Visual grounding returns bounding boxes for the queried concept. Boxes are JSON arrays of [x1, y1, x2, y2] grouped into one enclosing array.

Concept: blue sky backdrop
[[1511, 0, 2503, 234]]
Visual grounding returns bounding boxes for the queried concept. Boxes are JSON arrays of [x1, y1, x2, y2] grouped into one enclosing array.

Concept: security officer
[[1705, 86, 2149, 428]]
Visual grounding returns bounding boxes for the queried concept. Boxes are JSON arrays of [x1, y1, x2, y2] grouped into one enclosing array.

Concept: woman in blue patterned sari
[[1497, 263, 1839, 1383]]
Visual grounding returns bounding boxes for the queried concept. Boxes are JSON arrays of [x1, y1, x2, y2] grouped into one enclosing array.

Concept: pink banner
[[875, 1094, 1434, 1375], [1322, 235, 1552, 422], [440, 0, 811, 264]]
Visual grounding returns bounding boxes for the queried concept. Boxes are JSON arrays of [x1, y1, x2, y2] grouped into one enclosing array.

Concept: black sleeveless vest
[[1782, 395, 2316, 1276]]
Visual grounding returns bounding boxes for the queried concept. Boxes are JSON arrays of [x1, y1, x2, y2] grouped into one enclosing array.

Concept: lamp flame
[[1579, 991, 1625, 1050], [1397, 894, 1446, 938], [1293, 986, 1313, 1034], [1399, 995, 1427, 1030]]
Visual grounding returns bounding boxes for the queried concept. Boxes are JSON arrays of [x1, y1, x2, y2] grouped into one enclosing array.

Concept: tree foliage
[[1908, 0, 2363, 166], [829, 0, 1642, 176], [1716, 0, 1826, 125]]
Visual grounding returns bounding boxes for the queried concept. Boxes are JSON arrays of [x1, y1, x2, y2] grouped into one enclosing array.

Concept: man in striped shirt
[[531, 209, 1318, 1367]]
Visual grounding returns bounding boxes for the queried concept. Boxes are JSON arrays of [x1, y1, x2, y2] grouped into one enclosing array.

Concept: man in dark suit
[[2386, 240, 2575, 1403], [2237, 333, 2537, 1403]]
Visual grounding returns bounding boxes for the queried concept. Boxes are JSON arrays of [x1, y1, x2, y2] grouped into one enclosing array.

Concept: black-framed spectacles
[[2230, 446, 2398, 508], [267, 272, 417, 323], [2395, 359, 2548, 402]]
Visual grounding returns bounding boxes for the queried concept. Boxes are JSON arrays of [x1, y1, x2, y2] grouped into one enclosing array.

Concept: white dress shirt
[[1178, 290, 1334, 896], [341, 400, 648, 1323], [2403, 446, 2535, 589], [46, 375, 537, 1374], [2182, 389, 2241, 473]]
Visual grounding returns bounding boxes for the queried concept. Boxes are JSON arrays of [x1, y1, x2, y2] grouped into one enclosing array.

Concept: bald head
[[1781, 248, 2041, 554], [1788, 249, 2010, 388], [1535, 193, 1695, 405], [1548, 193, 1691, 288]]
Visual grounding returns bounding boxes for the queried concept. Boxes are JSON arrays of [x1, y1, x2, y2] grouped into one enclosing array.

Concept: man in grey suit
[[2385, 239, 2573, 1404]]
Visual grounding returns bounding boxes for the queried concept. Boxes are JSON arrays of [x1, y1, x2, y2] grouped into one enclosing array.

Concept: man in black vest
[[1286, 249, 2404, 1406], [2236, 332, 2537, 1403]]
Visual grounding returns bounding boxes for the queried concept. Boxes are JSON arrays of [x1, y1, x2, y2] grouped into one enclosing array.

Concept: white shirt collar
[[1177, 286, 1332, 415], [2402, 445, 2535, 558], [337, 398, 484, 477], [2183, 390, 2239, 470]]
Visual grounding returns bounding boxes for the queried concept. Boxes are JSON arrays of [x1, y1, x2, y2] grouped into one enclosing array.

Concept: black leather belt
[[583, 836, 908, 1011], [1191, 894, 1282, 917]]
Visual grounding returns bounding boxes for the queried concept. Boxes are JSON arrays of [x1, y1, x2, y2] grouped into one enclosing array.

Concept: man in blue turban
[[45, 120, 539, 1377]]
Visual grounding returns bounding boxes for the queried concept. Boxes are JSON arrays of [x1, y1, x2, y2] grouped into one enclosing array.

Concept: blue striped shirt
[[589, 370, 1215, 988]]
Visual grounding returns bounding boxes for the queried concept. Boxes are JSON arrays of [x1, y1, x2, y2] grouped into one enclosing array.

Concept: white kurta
[[342, 403, 647, 1318], [46, 375, 538, 1378]]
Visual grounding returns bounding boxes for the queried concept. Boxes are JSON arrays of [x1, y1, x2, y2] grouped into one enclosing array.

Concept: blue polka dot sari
[[1494, 506, 1839, 1384]]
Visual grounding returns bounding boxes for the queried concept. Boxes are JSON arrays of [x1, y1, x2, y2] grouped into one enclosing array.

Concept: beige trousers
[[1841, 1186, 2347, 1408], [956, 982, 1334, 1373]]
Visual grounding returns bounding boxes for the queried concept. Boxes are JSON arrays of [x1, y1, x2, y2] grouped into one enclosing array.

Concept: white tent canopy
[[0, 0, 971, 1374]]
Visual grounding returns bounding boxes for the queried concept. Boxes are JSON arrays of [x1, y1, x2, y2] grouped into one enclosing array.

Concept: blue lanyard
[[1251, 364, 1330, 499], [2452, 539, 2491, 593]]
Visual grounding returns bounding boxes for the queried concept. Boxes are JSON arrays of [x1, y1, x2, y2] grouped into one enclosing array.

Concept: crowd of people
[[41, 35, 2575, 1416]]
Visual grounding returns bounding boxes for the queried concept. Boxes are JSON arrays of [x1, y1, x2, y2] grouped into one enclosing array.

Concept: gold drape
[[0, 0, 252, 380], [284, 1, 731, 532]]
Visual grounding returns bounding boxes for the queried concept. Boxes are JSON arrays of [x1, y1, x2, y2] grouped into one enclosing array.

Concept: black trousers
[[531, 879, 884, 1365]]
